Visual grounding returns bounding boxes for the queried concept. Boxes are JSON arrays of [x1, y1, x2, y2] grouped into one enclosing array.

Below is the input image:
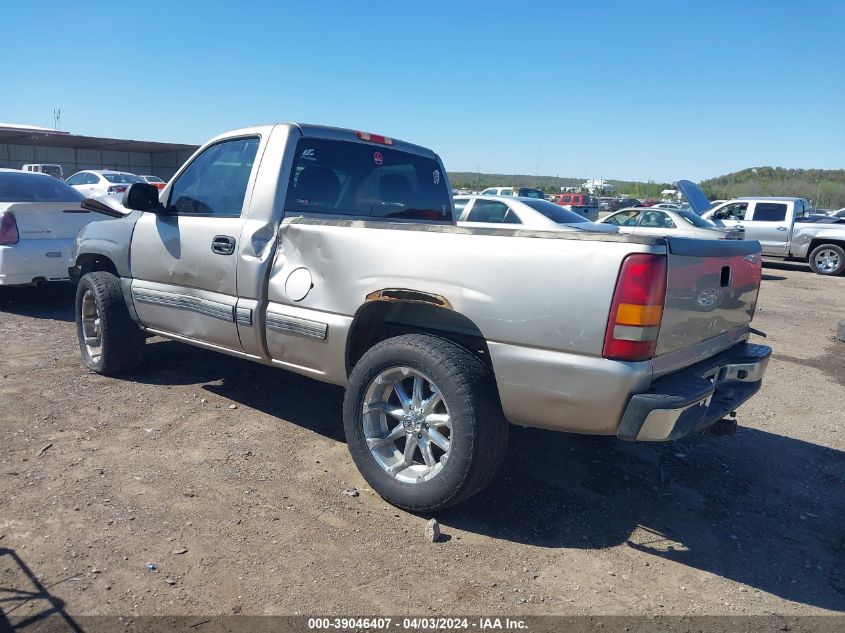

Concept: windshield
[[522, 199, 592, 224], [676, 209, 717, 228], [103, 173, 144, 184], [0, 172, 84, 202], [284, 138, 452, 221]]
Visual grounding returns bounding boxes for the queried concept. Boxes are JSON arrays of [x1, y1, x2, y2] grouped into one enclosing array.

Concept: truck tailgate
[[656, 237, 762, 357]]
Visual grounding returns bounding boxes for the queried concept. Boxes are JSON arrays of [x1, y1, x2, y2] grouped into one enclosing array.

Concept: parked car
[[22, 163, 64, 179], [703, 197, 845, 275], [0, 169, 104, 286], [479, 186, 513, 196], [612, 197, 643, 211], [601, 206, 743, 240], [652, 203, 682, 209], [66, 170, 145, 200], [551, 193, 599, 221], [454, 195, 618, 232], [140, 175, 167, 191], [834, 208, 845, 218], [70, 123, 771, 511], [510, 187, 545, 199]]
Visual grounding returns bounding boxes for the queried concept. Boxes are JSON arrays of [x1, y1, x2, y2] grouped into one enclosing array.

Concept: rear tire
[[75, 272, 145, 374], [808, 244, 845, 276], [343, 334, 508, 512]]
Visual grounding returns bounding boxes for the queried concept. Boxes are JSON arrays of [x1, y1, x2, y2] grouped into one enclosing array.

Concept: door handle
[[735, 224, 744, 230], [211, 235, 236, 255], [776, 226, 788, 231]]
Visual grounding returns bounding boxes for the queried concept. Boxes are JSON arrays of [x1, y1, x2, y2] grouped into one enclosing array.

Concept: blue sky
[[2, 1, 843, 182]]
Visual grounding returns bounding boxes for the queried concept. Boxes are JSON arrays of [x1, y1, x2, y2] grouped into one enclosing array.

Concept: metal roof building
[[0, 124, 199, 180]]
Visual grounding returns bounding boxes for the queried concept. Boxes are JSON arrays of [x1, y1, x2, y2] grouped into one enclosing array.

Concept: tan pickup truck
[[70, 124, 771, 511]]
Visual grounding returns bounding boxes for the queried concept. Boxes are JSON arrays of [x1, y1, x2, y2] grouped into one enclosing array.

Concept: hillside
[[700, 167, 845, 209], [447, 172, 671, 199], [447, 167, 845, 209]]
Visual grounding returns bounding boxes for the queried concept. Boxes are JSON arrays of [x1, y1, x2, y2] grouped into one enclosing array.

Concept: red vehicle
[[140, 175, 167, 191], [552, 193, 599, 221]]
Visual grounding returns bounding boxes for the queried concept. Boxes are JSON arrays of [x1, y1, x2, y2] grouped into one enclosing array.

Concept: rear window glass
[[522, 199, 591, 224], [517, 188, 545, 199], [676, 210, 716, 228], [103, 173, 144, 184], [285, 139, 452, 221], [0, 172, 84, 202], [753, 203, 787, 222]]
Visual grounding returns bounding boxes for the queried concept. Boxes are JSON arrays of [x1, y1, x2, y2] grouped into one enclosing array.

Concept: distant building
[[582, 178, 614, 194], [0, 123, 199, 181], [660, 189, 681, 201]]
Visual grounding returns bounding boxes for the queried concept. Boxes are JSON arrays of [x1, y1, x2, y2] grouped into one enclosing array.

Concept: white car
[[600, 206, 742, 239], [66, 170, 145, 200], [0, 169, 105, 286], [479, 186, 513, 196], [454, 195, 618, 233]]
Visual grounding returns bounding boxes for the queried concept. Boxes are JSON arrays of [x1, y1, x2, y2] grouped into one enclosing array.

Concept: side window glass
[[67, 173, 82, 185], [606, 210, 640, 226], [453, 199, 469, 218], [750, 203, 787, 222], [83, 173, 97, 185], [718, 203, 747, 221], [503, 209, 522, 224], [466, 201, 511, 223], [562, 196, 571, 204], [169, 137, 260, 216], [641, 211, 675, 228]]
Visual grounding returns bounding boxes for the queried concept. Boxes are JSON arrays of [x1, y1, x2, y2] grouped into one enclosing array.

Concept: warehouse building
[[0, 123, 199, 181]]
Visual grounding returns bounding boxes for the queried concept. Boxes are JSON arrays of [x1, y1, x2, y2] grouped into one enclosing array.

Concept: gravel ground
[[1, 260, 843, 620]]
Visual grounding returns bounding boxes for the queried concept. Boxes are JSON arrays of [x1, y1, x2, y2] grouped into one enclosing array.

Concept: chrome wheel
[[80, 290, 102, 362], [362, 366, 452, 484], [696, 286, 723, 308], [814, 249, 841, 274]]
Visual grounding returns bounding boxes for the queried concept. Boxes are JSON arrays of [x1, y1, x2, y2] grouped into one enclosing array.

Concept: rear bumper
[[618, 342, 771, 441], [0, 240, 75, 286]]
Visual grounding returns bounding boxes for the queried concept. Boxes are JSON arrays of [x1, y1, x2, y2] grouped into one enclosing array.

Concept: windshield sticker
[[296, 199, 310, 206], [433, 169, 440, 185], [301, 148, 316, 162], [373, 151, 383, 166]]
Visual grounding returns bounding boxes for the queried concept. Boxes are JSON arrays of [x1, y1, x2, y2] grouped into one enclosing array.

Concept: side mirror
[[122, 183, 166, 213]]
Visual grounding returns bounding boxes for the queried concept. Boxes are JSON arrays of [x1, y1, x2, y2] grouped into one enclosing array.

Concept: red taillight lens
[[603, 254, 667, 361], [355, 130, 394, 145], [107, 185, 128, 194], [0, 211, 20, 245]]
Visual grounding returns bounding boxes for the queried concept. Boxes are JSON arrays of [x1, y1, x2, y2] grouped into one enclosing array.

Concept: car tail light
[[355, 130, 394, 145], [0, 211, 20, 245], [603, 254, 667, 361], [107, 185, 128, 194]]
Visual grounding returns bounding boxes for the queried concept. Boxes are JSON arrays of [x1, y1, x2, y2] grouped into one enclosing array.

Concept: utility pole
[[53, 109, 61, 130]]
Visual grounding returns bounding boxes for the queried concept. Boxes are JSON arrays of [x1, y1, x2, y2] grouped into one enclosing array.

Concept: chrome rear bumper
[[617, 342, 771, 441]]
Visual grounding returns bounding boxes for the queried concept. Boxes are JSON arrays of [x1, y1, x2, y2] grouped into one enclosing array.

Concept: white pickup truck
[[70, 124, 771, 511], [704, 197, 845, 276]]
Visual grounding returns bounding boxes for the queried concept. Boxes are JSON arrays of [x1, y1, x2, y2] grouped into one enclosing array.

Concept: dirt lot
[[1, 261, 843, 621]]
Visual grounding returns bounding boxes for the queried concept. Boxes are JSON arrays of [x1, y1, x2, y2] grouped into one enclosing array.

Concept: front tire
[[75, 272, 145, 374], [343, 334, 509, 512], [808, 244, 845, 276]]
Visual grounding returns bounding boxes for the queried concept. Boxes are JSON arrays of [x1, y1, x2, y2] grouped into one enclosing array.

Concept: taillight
[[355, 130, 394, 145], [603, 253, 667, 361], [0, 211, 20, 245], [107, 185, 128, 194]]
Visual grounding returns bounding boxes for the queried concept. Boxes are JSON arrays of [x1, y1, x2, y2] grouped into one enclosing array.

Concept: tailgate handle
[[720, 266, 732, 287]]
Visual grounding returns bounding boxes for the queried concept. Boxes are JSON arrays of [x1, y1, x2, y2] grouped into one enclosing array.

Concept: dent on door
[[129, 213, 245, 351]]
